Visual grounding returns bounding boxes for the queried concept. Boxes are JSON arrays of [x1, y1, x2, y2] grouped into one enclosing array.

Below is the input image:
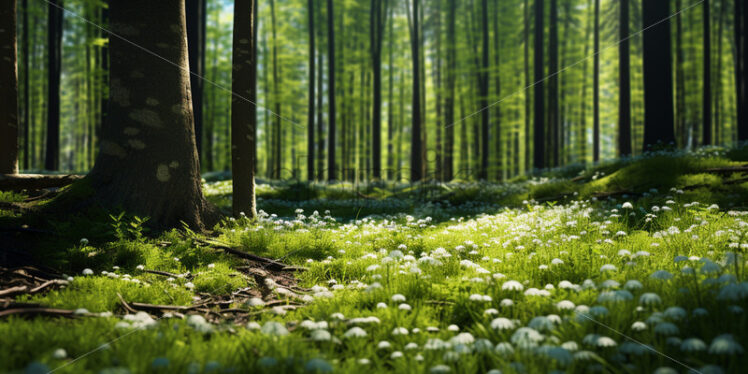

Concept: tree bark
[[0, 0, 19, 175], [81, 0, 218, 230], [618, 0, 631, 156], [444, 0, 456, 181], [231, 0, 257, 219], [186, 0, 206, 161], [307, 0, 315, 181], [45, 0, 63, 171], [533, 0, 545, 170], [593, 0, 600, 162], [702, 0, 712, 145], [549, 0, 559, 166], [739, 0, 748, 141], [22, 0, 29, 170], [387, 5, 395, 180], [642, 0, 676, 150], [479, 0, 489, 179], [326, 0, 336, 181], [408, 0, 423, 182], [523, 0, 531, 171], [370, 0, 388, 180]]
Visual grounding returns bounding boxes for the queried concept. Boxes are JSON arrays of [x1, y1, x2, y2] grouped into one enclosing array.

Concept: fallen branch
[[143, 269, 192, 280], [0, 174, 84, 191], [0, 286, 28, 297], [0, 306, 77, 318], [193, 238, 302, 272], [703, 165, 748, 174]]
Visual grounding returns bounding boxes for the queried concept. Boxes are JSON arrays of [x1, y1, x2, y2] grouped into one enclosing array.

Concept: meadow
[[2, 147, 748, 374]]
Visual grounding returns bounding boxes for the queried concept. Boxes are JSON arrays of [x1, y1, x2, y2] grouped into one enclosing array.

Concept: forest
[[1, 0, 748, 373]]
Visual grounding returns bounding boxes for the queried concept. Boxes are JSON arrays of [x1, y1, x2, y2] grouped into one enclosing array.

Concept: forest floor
[[2, 147, 748, 374]]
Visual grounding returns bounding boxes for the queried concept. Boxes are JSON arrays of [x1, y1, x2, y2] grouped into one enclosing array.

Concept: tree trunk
[[327, 0, 337, 181], [22, 0, 29, 171], [231, 0, 258, 219], [618, 0, 631, 156], [739, 0, 748, 141], [675, 0, 685, 146], [548, 0, 558, 166], [316, 48, 324, 180], [533, 0, 545, 170], [408, 0, 423, 182], [593, 0, 600, 162], [523, 0, 531, 171], [186, 0, 206, 160], [0, 0, 19, 174], [370, 0, 388, 180], [444, 0, 456, 181], [479, 0, 489, 179], [642, 0, 675, 150], [701, 0, 712, 145], [492, 0, 502, 180], [387, 5, 395, 180], [434, 2, 443, 181], [82, 0, 218, 229], [45, 0, 63, 171], [307, 0, 315, 181], [270, 0, 281, 179], [715, 0, 725, 144]]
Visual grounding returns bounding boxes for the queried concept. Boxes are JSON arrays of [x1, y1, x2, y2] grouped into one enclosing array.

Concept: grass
[[1, 147, 748, 373]]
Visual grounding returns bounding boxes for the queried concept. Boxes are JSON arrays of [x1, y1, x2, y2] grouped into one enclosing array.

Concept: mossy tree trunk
[[84, 0, 218, 230]]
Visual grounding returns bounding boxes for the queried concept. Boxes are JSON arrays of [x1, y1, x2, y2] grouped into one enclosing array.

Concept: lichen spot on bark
[[100, 141, 127, 159], [156, 164, 171, 182], [129, 109, 163, 128], [123, 127, 140, 136], [110, 79, 131, 107], [146, 98, 159, 106], [169, 161, 180, 169], [128, 139, 146, 149], [240, 38, 250, 45]]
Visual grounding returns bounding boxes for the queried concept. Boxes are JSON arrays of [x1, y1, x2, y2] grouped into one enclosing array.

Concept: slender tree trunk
[[408, 0, 422, 182], [82, 0, 218, 229], [479, 0, 489, 179], [619, 0, 631, 156], [675, 0, 685, 146], [434, 2, 443, 181], [523, 0, 531, 171], [316, 49, 324, 180], [370, 0, 388, 180], [715, 0, 725, 144], [387, 5, 395, 180], [231, 0, 258, 218], [307, 0, 315, 181], [642, 0, 675, 150], [592, 0, 600, 162], [444, 0, 456, 181], [738, 0, 747, 141], [22, 0, 29, 170], [533, 0, 545, 170], [327, 0, 337, 181], [548, 0, 558, 166], [492, 0, 501, 180], [270, 0, 282, 179], [45, 0, 63, 171], [0, 0, 19, 174], [702, 0, 712, 145]]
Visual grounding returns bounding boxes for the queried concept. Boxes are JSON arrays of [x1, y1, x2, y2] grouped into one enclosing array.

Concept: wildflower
[[82, 268, 94, 276], [377, 341, 392, 349], [502, 280, 524, 291], [261, 322, 289, 336], [398, 303, 412, 311], [654, 322, 679, 336], [305, 358, 333, 373], [680, 338, 707, 352], [510, 327, 544, 349], [310, 329, 332, 342], [556, 300, 575, 310], [392, 327, 409, 336], [51, 348, 67, 360], [709, 334, 744, 355], [430, 365, 451, 374], [344, 327, 367, 338], [622, 202, 634, 210], [639, 293, 662, 306]]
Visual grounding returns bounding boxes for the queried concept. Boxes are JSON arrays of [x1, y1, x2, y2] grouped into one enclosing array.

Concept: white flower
[[510, 327, 544, 349], [650, 270, 674, 280], [709, 334, 744, 355], [391, 294, 406, 302], [261, 322, 288, 336], [502, 280, 524, 291], [622, 202, 634, 209], [600, 264, 618, 272], [392, 327, 409, 336], [377, 341, 392, 349], [680, 338, 707, 352], [310, 329, 331, 341], [556, 300, 575, 311], [631, 321, 648, 331], [344, 327, 367, 338], [639, 293, 662, 306], [82, 268, 94, 275], [52, 348, 67, 360], [398, 303, 412, 311], [430, 364, 451, 374]]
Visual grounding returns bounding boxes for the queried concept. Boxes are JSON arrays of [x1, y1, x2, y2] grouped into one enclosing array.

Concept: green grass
[[2, 148, 748, 374]]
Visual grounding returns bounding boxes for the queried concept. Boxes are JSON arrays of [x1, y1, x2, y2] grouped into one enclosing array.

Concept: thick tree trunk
[[232, 0, 258, 219], [326, 0, 336, 181], [387, 5, 395, 180], [408, 0, 423, 182], [0, 0, 19, 175], [523, 0, 531, 171], [444, 0, 456, 181], [83, 0, 218, 229], [45, 0, 63, 171], [642, 0, 676, 150], [703, 0, 712, 145], [307, 0, 315, 181], [675, 0, 685, 146], [533, 0, 545, 170], [739, 0, 748, 141], [618, 0, 631, 156], [370, 0, 387, 180], [186, 0, 206, 160]]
